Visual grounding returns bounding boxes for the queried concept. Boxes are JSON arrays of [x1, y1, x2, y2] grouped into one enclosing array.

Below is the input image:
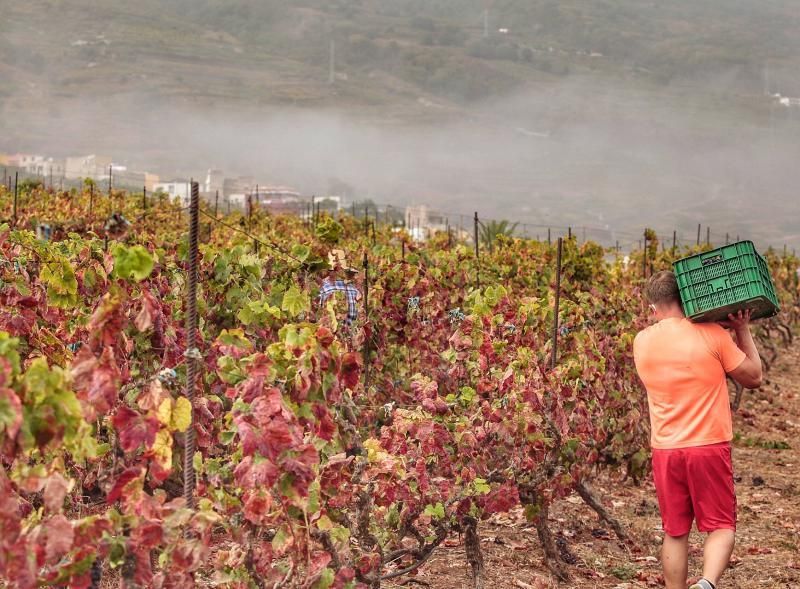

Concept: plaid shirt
[[318, 279, 360, 325]]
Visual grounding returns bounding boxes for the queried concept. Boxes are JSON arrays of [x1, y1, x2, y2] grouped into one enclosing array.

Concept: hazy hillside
[[4, 0, 800, 118], [2, 0, 799, 248]]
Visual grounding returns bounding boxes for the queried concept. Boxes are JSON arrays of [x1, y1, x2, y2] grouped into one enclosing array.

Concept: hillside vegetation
[[4, 0, 800, 118]]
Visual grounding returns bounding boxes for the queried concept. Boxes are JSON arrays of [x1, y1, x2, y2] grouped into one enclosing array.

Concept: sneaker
[[689, 580, 715, 589]]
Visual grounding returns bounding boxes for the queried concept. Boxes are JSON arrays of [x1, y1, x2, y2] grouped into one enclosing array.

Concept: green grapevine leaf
[[112, 244, 154, 282]]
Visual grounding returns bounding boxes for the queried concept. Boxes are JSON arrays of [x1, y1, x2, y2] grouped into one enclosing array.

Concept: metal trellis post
[[183, 181, 200, 510], [550, 237, 563, 369], [474, 211, 480, 288], [362, 252, 370, 391], [12, 172, 18, 226]]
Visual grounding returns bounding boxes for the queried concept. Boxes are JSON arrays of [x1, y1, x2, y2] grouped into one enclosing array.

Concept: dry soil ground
[[394, 341, 800, 589]]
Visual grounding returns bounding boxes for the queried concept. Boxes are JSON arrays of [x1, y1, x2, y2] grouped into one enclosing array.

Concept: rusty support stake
[[183, 181, 200, 510], [12, 172, 18, 226], [362, 252, 370, 391], [474, 211, 480, 288], [550, 237, 563, 369]]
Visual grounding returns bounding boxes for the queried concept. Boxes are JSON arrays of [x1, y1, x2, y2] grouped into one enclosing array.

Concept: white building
[[405, 205, 448, 242], [153, 180, 192, 204], [205, 169, 224, 195], [26, 157, 65, 179], [6, 154, 44, 169], [65, 154, 113, 180]]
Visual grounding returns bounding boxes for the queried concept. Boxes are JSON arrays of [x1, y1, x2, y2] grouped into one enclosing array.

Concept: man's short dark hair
[[644, 271, 681, 306]]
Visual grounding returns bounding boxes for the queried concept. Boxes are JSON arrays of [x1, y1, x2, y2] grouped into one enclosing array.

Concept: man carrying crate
[[633, 271, 763, 589]]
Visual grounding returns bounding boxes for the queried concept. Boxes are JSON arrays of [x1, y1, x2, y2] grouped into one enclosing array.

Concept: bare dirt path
[[394, 340, 800, 589]]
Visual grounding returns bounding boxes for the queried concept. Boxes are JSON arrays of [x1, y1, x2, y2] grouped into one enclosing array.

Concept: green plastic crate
[[672, 241, 780, 323]]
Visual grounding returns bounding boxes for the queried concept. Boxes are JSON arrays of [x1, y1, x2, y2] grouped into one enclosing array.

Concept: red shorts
[[651, 442, 736, 536]]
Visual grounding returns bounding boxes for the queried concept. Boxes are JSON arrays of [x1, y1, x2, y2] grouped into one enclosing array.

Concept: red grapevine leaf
[[45, 514, 74, 562], [107, 467, 143, 503], [112, 407, 158, 452], [0, 385, 23, 441], [43, 473, 70, 513], [70, 346, 121, 416], [339, 352, 363, 390]]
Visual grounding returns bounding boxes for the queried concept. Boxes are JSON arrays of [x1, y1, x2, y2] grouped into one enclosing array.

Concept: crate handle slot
[[701, 254, 724, 267]]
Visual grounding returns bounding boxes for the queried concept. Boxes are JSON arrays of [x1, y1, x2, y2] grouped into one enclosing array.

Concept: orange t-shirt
[[633, 317, 746, 449]]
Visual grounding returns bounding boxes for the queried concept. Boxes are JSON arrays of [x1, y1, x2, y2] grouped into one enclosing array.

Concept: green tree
[[480, 219, 518, 250]]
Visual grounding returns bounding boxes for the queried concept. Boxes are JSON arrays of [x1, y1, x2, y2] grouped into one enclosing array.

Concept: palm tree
[[479, 219, 518, 250]]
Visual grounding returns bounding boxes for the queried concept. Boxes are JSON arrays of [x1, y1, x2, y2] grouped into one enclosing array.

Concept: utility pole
[[328, 39, 336, 84]]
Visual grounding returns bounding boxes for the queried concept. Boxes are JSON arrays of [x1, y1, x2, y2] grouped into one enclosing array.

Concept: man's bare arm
[[721, 309, 763, 389]]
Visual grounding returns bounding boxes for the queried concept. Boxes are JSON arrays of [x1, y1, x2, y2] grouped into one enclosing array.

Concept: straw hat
[[328, 249, 359, 274]]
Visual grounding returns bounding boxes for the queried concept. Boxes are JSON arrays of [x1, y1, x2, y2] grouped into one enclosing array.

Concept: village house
[[153, 180, 192, 204], [405, 204, 448, 241], [6, 153, 45, 171], [65, 154, 113, 180]]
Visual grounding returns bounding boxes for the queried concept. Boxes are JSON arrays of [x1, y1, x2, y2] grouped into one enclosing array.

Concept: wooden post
[[371, 221, 376, 245], [568, 226, 572, 240], [643, 230, 648, 279], [12, 172, 18, 226], [706, 226, 711, 247], [214, 190, 219, 217], [697, 223, 701, 246], [672, 230, 677, 254], [550, 237, 563, 369], [547, 227, 551, 246], [362, 252, 370, 391], [142, 186, 147, 211], [474, 211, 480, 288], [725, 232, 729, 245]]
